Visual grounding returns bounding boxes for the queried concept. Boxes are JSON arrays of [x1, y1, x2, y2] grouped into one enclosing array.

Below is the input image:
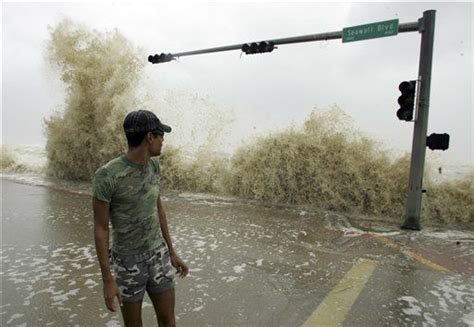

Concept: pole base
[[401, 216, 422, 231]]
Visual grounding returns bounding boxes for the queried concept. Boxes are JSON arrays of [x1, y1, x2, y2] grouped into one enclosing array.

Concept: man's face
[[149, 131, 164, 156]]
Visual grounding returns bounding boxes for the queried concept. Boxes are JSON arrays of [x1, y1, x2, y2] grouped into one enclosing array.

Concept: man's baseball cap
[[123, 110, 172, 134]]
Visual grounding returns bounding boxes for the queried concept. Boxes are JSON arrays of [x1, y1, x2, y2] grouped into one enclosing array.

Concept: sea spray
[[225, 106, 409, 217], [424, 174, 473, 224], [44, 19, 143, 180], [0, 145, 46, 173], [224, 106, 472, 223], [160, 145, 229, 193], [141, 90, 235, 193], [44, 19, 235, 181], [137, 87, 235, 158]]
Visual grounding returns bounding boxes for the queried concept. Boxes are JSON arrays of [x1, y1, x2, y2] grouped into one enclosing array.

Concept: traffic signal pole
[[149, 22, 419, 63], [149, 10, 437, 231], [401, 10, 436, 230]]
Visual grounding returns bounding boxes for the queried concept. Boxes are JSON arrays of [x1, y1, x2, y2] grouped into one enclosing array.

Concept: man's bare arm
[[93, 197, 114, 282], [93, 197, 122, 311]]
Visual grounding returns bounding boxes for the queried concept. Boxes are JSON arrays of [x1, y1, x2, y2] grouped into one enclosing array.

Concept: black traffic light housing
[[426, 133, 450, 151], [242, 41, 275, 55], [397, 80, 417, 121], [148, 53, 175, 64]]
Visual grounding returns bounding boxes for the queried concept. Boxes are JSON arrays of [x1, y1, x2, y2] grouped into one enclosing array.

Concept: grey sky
[[2, 2, 472, 165]]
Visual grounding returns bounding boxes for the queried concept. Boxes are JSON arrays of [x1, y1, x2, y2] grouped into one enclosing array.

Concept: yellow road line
[[370, 234, 450, 272], [302, 258, 377, 327]]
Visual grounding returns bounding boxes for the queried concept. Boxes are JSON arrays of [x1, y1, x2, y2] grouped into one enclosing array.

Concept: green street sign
[[343, 19, 399, 43]]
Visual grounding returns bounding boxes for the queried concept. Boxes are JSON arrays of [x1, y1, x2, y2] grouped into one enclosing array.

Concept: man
[[93, 109, 188, 327]]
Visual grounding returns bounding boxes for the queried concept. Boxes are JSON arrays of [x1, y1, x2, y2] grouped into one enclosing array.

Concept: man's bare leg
[[120, 300, 143, 327], [149, 288, 176, 327]]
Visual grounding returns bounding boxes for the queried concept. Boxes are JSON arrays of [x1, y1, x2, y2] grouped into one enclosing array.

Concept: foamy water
[[397, 274, 474, 326]]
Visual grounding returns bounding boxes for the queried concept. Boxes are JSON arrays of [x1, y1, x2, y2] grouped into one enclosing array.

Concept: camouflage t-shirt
[[92, 155, 164, 255]]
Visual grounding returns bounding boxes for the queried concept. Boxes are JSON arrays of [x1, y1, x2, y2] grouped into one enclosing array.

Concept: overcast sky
[[2, 2, 472, 165]]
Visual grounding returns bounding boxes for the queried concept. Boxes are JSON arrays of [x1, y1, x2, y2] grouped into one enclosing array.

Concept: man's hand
[[170, 254, 189, 278], [103, 279, 122, 312]]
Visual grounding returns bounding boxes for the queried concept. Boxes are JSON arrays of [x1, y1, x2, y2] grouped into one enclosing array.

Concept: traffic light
[[242, 41, 275, 55], [426, 133, 450, 151], [148, 53, 175, 64], [396, 80, 416, 121]]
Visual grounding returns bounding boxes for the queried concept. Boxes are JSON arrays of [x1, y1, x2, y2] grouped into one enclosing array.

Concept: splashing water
[[5, 19, 470, 225], [44, 19, 143, 180]]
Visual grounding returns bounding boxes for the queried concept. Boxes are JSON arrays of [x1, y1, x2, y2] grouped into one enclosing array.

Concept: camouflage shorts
[[109, 243, 176, 302]]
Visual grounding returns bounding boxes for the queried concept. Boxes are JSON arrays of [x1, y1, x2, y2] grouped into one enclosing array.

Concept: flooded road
[[1, 179, 473, 326]]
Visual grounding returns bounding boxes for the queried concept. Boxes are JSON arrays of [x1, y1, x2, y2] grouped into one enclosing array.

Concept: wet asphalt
[[1, 179, 473, 326]]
